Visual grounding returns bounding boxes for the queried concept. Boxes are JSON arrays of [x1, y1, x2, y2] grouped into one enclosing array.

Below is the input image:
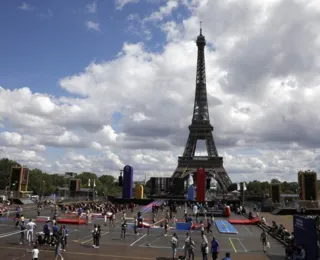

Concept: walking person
[[184, 233, 190, 259], [188, 236, 195, 260], [210, 236, 219, 260], [94, 225, 101, 248], [260, 230, 268, 253], [92, 224, 98, 247], [121, 220, 127, 240], [171, 233, 178, 260], [201, 233, 209, 260], [54, 232, 64, 260]]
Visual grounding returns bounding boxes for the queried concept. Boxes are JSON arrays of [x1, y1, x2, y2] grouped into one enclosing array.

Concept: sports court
[[0, 205, 286, 259]]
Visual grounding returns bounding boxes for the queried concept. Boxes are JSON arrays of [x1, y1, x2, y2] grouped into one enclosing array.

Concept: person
[[61, 225, 68, 252], [133, 217, 138, 235], [121, 220, 127, 240], [260, 230, 268, 253], [188, 236, 195, 260], [210, 236, 219, 260], [184, 233, 190, 258], [54, 231, 64, 260], [104, 211, 107, 226], [92, 224, 98, 246], [20, 222, 26, 245], [26, 219, 37, 245], [27, 245, 39, 260], [222, 252, 231, 260], [94, 225, 101, 248], [201, 233, 208, 260], [43, 221, 50, 244], [164, 219, 169, 236], [292, 245, 306, 260], [171, 233, 178, 260]]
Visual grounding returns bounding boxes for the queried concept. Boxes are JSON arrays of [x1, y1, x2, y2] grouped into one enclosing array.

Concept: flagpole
[[88, 179, 91, 200]]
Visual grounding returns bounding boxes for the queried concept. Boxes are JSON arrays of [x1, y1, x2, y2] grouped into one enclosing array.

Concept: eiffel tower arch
[[172, 26, 232, 193]]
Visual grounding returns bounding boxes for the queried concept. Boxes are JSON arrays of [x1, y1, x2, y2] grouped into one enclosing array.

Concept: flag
[[88, 178, 91, 187], [243, 182, 247, 191], [237, 183, 240, 191], [188, 174, 194, 186], [93, 179, 96, 188]]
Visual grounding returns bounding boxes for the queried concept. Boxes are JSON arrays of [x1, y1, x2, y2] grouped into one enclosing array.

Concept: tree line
[[0, 158, 122, 196], [1, 157, 316, 197]]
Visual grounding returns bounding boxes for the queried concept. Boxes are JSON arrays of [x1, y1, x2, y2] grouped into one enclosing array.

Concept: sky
[[0, 0, 320, 183]]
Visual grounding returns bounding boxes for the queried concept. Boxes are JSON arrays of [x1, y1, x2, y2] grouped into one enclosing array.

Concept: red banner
[[196, 168, 206, 201]]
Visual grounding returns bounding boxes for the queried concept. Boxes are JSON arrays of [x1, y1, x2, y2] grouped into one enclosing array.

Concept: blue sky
[[0, 0, 188, 96], [1, 0, 317, 181]]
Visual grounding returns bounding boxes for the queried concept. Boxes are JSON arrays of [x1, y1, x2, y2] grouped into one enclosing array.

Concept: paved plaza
[[0, 205, 286, 260]]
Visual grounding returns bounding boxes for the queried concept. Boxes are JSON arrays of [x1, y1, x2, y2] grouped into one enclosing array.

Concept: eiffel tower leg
[[205, 133, 218, 157], [183, 134, 197, 157]]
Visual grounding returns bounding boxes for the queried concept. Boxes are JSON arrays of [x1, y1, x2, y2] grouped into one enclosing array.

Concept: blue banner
[[293, 215, 317, 259], [188, 186, 195, 201], [122, 165, 133, 199]]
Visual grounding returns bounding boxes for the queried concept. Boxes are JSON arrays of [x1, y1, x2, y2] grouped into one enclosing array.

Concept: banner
[[293, 215, 317, 259], [196, 168, 206, 201], [122, 165, 133, 199]]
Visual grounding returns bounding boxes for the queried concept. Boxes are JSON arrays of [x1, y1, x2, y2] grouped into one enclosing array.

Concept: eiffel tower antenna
[[172, 27, 232, 193]]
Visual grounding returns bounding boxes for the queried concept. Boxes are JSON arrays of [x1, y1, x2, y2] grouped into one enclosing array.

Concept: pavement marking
[[142, 235, 162, 246], [130, 233, 147, 246], [229, 237, 237, 253], [12, 253, 26, 260], [242, 225, 252, 235], [0, 246, 154, 259], [81, 231, 110, 244], [236, 238, 247, 252]]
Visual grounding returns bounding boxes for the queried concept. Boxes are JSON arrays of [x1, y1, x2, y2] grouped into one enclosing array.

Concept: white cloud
[[86, 2, 97, 13], [1, 0, 320, 183], [115, 0, 140, 10], [18, 2, 34, 11], [85, 21, 100, 31], [143, 0, 179, 22]]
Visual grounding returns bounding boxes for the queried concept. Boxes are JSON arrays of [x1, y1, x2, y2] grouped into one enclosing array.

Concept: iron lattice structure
[[172, 28, 232, 193]]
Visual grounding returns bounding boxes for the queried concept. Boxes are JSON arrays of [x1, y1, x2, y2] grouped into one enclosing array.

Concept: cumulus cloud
[[1, 0, 320, 182]]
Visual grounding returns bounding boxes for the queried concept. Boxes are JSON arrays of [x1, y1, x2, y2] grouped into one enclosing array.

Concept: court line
[[242, 225, 252, 235], [141, 235, 162, 246], [12, 253, 26, 260], [0, 246, 154, 259], [228, 237, 237, 253], [130, 234, 147, 246], [236, 238, 247, 252], [81, 231, 109, 244]]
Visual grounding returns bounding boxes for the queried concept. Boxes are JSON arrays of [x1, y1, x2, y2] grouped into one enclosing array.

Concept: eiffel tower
[[172, 24, 232, 193]]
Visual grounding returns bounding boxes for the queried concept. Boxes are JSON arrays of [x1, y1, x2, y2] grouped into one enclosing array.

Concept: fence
[[274, 200, 320, 209]]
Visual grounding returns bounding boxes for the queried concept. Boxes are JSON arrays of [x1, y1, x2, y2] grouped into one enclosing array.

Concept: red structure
[[196, 168, 206, 201]]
